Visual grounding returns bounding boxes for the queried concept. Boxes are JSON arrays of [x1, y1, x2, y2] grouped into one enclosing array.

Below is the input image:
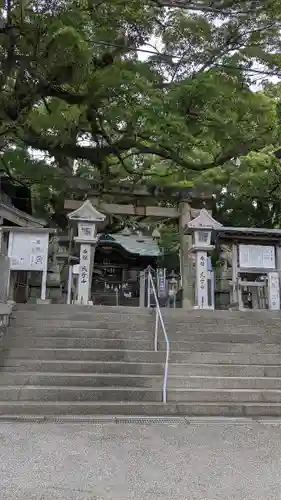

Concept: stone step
[[3, 360, 281, 377], [164, 326, 281, 335], [167, 388, 281, 403], [5, 336, 281, 353], [161, 309, 281, 320], [12, 308, 281, 322], [10, 319, 155, 329], [7, 327, 153, 339], [14, 304, 281, 320], [0, 386, 163, 402], [167, 376, 281, 389], [168, 352, 281, 365], [0, 359, 166, 374], [10, 320, 281, 336], [0, 401, 281, 417], [3, 337, 155, 351], [2, 348, 162, 362], [4, 347, 281, 364], [167, 342, 281, 354], [2, 385, 281, 403], [14, 305, 146, 313], [12, 307, 281, 320], [170, 363, 281, 378], [2, 372, 281, 390], [11, 311, 281, 324], [0, 372, 163, 388], [11, 311, 153, 322], [7, 328, 281, 345], [171, 327, 281, 336]]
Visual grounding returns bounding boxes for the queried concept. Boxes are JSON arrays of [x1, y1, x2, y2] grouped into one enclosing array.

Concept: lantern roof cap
[[187, 208, 222, 230], [68, 199, 106, 223]]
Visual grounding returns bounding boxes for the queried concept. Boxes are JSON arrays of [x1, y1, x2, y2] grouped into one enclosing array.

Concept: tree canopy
[[1, 0, 281, 225]]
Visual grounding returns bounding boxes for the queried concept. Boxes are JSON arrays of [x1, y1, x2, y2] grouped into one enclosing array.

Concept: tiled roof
[[98, 231, 161, 256]]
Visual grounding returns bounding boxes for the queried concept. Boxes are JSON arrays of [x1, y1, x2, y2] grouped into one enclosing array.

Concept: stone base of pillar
[[74, 300, 93, 305], [182, 296, 193, 309], [193, 305, 214, 310], [36, 298, 52, 304]]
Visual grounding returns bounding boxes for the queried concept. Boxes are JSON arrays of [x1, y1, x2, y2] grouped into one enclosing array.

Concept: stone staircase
[[1, 304, 281, 417]]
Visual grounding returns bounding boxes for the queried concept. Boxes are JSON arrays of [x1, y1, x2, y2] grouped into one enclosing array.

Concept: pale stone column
[[77, 243, 93, 304], [179, 202, 194, 309], [139, 270, 145, 308], [268, 271, 280, 310], [7, 271, 15, 301], [0, 218, 4, 255], [195, 250, 209, 308], [187, 208, 222, 310], [67, 199, 106, 306], [276, 246, 281, 301], [232, 243, 238, 304], [276, 245, 281, 275]]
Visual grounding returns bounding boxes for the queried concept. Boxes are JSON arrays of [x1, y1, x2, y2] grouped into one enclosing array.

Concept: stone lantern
[[187, 209, 222, 310], [68, 200, 106, 304]]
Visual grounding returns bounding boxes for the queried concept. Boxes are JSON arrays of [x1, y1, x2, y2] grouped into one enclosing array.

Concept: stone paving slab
[[1, 419, 281, 499]]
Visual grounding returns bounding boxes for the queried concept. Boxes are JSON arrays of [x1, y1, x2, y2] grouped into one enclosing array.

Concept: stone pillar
[[0, 219, 4, 255], [7, 270, 15, 301], [77, 242, 94, 304], [232, 243, 238, 305], [139, 270, 145, 308], [268, 271, 280, 310], [195, 250, 209, 308], [67, 199, 106, 306], [276, 245, 281, 304], [179, 202, 194, 309], [187, 208, 223, 310]]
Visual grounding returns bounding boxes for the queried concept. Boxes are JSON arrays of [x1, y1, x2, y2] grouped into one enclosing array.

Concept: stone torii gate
[[64, 190, 207, 308]]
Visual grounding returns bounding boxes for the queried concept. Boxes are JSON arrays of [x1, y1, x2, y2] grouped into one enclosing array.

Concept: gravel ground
[[0, 418, 281, 499]]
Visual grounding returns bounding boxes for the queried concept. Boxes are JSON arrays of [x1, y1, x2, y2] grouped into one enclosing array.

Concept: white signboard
[[239, 244, 275, 269], [8, 232, 49, 271], [268, 272, 280, 310]]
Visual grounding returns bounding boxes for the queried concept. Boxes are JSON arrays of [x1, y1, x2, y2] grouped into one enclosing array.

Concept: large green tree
[[1, 0, 280, 185], [192, 148, 281, 228]]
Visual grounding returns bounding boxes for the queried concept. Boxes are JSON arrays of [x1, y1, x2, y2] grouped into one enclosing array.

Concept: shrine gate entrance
[[210, 225, 281, 311]]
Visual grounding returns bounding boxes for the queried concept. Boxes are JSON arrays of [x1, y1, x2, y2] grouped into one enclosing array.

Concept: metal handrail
[[146, 268, 170, 404]]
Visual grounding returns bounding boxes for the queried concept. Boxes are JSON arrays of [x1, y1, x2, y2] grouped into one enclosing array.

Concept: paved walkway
[[1, 418, 281, 499]]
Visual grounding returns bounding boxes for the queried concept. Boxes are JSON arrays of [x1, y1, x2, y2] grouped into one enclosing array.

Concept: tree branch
[[43, 85, 87, 105], [0, 156, 29, 188], [22, 128, 133, 166]]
